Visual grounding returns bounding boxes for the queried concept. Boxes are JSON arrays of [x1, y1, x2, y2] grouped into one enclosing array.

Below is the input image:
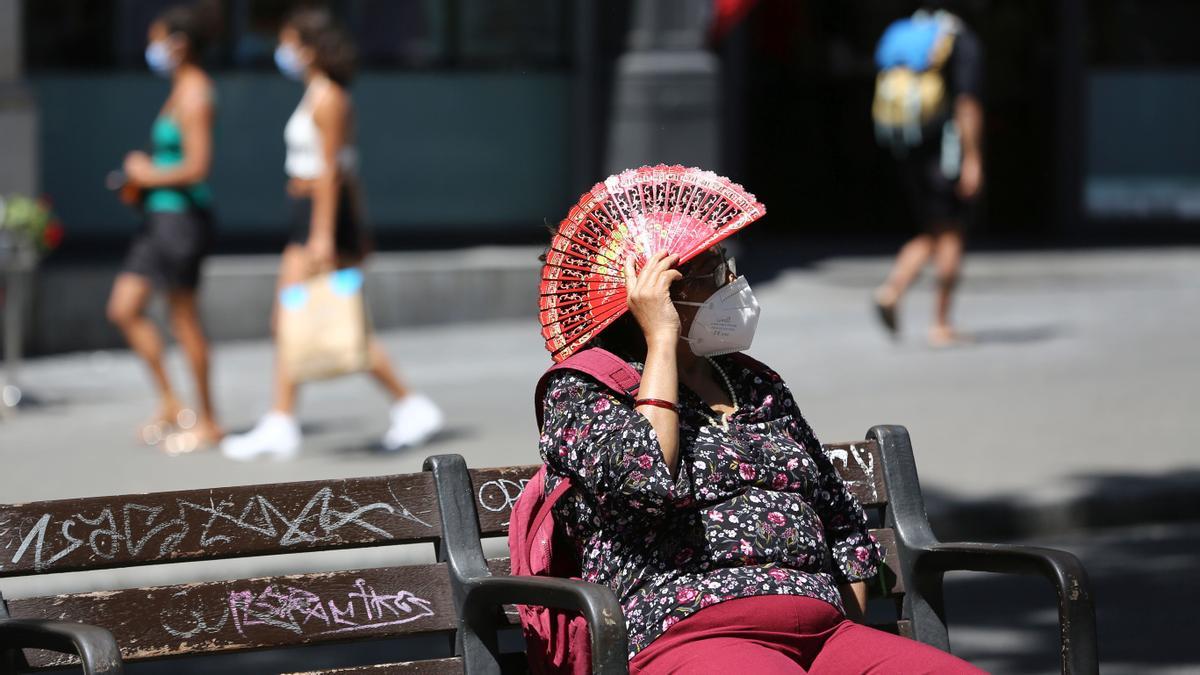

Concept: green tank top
[[144, 115, 212, 213]]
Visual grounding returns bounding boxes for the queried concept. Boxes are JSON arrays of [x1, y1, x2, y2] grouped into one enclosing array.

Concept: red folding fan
[[539, 165, 766, 362]]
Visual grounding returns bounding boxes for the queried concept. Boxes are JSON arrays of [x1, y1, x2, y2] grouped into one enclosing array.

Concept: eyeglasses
[[677, 253, 737, 295]]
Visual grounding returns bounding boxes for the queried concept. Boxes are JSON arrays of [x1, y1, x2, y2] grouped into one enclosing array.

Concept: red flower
[[43, 222, 65, 249], [675, 587, 698, 603], [738, 463, 756, 481], [772, 473, 788, 489], [767, 511, 786, 526]]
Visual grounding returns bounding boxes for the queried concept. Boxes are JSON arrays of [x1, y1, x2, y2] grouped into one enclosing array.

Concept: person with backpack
[[871, 4, 984, 347], [527, 242, 985, 672]]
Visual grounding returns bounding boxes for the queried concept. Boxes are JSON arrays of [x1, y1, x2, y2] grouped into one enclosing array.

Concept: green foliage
[[0, 194, 63, 252]]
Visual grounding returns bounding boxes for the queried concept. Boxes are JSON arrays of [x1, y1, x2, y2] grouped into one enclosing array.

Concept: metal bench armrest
[[463, 575, 628, 675], [0, 618, 124, 674], [916, 542, 1098, 675]]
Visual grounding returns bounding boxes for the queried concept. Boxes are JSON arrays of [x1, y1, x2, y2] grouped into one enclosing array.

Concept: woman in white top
[[222, 8, 442, 461]]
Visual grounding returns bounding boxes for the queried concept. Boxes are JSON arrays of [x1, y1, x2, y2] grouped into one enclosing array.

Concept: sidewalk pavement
[[1, 245, 1198, 598]]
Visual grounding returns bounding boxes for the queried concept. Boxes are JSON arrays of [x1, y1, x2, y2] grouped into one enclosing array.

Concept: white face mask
[[675, 276, 761, 356], [145, 39, 178, 77], [274, 44, 306, 81]]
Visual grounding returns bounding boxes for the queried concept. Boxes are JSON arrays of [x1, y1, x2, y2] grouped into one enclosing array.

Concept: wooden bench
[[0, 424, 1098, 674], [0, 464, 621, 674], [428, 425, 1099, 675]]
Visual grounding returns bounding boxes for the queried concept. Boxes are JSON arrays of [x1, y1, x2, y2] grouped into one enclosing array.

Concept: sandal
[[873, 289, 899, 339]]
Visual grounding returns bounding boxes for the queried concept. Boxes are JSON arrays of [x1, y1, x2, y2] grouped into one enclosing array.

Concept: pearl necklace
[[699, 356, 740, 430]]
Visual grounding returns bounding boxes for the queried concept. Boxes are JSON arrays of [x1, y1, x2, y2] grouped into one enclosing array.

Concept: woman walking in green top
[[107, 2, 222, 450]]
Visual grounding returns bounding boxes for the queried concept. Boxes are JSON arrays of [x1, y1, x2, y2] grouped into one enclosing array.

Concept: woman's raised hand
[[624, 251, 684, 346]]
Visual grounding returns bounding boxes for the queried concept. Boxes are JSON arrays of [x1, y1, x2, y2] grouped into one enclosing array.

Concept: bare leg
[[930, 225, 966, 346], [366, 338, 410, 401], [167, 289, 222, 443], [873, 234, 934, 338], [107, 273, 182, 430], [331, 256, 440, 449], [877, 233, 935, 305], [269, 244, 312, 415]]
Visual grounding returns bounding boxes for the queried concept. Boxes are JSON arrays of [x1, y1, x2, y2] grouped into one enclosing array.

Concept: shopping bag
[[278, 267, 369, 382]]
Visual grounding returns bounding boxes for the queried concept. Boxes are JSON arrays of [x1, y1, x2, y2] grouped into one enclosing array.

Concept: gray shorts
[[121, 209, 213, 290]]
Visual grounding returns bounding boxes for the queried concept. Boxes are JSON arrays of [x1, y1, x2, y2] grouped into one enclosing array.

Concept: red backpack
[[511, 348, 775, 674]]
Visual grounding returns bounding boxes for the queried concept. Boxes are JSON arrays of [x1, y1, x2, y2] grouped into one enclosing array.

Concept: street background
[[2, 0, 1199, 673], [5, 244, 1199, 674]]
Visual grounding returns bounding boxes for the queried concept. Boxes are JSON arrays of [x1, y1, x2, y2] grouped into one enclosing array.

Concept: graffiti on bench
[[825, 443, 879, 503], [2, 484, 432, 572], [476, 477, 530, 526], [159, 578, 435, 640]]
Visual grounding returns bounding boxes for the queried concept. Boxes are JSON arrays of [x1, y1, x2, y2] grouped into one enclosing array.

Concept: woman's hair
[[285, 7, 358, 86], [587, 313, 648, 363], [156, 0, 222, 58]]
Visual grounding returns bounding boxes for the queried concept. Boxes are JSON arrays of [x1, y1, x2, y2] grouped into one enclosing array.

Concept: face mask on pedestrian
[[674, 276, 761, 357], [274, 44, 306, 81], [144, 39, 178, 77]]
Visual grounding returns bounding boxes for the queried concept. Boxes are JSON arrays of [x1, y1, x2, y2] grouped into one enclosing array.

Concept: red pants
[[629, 595, 987, 674]]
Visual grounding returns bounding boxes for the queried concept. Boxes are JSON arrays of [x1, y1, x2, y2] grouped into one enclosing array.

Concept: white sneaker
[[220, 412, 301, 461], [383, 394, 444, 451]]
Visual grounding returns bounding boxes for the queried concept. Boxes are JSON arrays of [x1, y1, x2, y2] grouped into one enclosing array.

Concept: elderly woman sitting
[[538, 246, 985, 673]]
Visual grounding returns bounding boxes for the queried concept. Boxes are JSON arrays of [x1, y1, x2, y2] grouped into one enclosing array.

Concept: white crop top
[[284, 81, 359, 180]]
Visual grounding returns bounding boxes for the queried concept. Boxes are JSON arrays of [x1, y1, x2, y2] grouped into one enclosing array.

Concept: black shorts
[[896, 143, 975, 231], [288, 189, 366, 257], [122, 208, 213, 290]]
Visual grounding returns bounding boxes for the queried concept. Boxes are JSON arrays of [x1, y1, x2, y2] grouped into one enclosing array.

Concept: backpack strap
[[526, 475, 575, 562], [534, 348, 641, 430]]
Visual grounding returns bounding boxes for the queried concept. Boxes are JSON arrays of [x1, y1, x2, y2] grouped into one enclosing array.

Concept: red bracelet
[[635, 398, 678, 413]]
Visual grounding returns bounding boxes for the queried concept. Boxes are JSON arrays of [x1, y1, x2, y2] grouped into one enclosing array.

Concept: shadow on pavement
[[941, 522, 1200, 674], [326, 425, 478, 459], [966, 324, 1064, 345], [922, 470, 1200, 542], [915, 471, 1200, 673]]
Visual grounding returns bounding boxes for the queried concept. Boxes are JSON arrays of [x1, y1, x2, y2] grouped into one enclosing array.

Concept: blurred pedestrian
[[107, 2, 222, 448], [871, 3, 983, 347], [221, 8, 442, 461]]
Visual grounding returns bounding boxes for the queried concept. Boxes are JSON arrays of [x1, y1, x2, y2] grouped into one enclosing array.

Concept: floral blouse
[[538, 354, 884, 659]]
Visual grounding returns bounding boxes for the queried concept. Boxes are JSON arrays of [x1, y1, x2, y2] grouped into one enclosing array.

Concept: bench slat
[[8, 565, 456, 668], [468, 441, 887, 539], [871, 528, 904, 596], [824, 440, 889, 509], [470, 466, 536, 538], [0, 474, 442, 577], [284, 657, 464, 675]]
